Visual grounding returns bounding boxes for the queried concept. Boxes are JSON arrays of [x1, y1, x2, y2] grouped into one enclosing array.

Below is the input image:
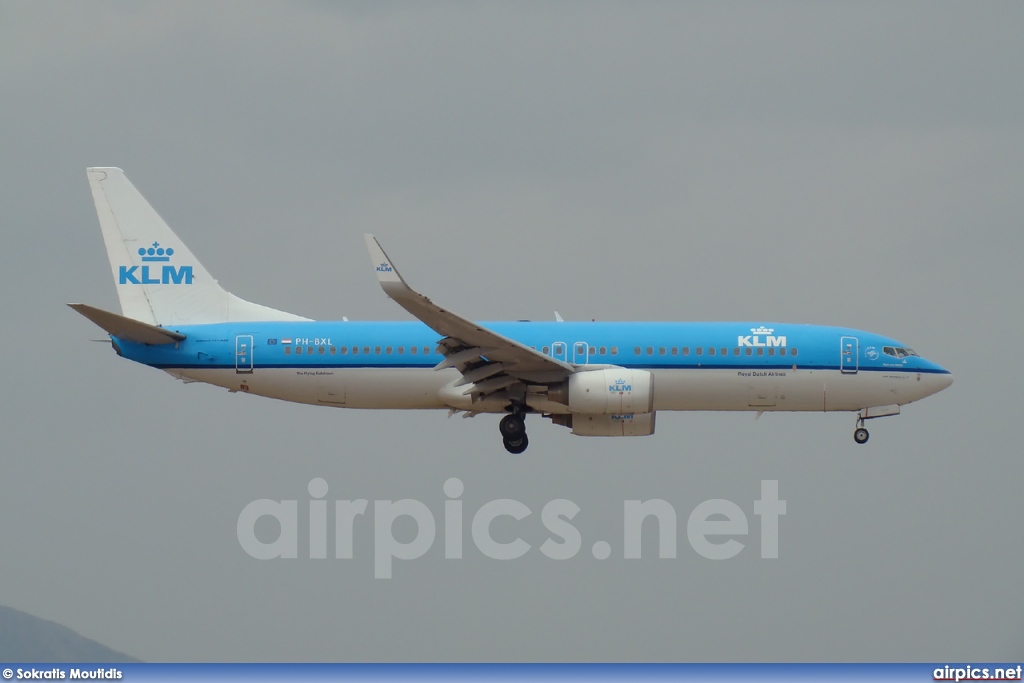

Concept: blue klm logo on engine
[[119, 242, 194, 285], [609, 378, 632, 393]]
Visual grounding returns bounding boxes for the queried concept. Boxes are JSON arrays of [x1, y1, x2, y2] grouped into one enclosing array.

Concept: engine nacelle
[[567, 412, 657, 437], [551, 368, 654, 415]]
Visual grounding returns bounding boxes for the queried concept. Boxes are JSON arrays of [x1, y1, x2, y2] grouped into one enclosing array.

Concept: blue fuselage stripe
[[115, 320, 951, 376]]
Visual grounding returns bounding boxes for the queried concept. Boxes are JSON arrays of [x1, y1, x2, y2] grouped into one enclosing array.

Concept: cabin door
[[235, 335, 254, 374], [840, 336, 859, 374]]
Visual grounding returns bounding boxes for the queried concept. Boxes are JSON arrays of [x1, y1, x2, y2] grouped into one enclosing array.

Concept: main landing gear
[[500, 409, 529, 454]]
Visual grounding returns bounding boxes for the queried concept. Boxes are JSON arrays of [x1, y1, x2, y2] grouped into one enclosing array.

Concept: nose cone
[[923, 362, 953, 396]]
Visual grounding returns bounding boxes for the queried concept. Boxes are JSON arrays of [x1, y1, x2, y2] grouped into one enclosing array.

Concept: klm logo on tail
[[119, 242, 194, 285]]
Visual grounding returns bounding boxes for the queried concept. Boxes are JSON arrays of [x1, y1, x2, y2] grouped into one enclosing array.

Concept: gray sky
[[1, 0, 1022, 662]]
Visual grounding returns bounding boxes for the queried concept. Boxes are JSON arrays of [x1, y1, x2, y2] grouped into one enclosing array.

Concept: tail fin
[[86, 167, 310, 325]]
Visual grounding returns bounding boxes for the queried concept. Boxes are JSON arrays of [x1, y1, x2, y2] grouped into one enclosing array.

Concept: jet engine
[[547, 368, 654, 415]]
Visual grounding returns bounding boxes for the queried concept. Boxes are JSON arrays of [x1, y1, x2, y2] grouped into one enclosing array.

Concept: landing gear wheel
[[499, 414, 525, 439], [503, 434, 529, 454], [854, 427, 869, 444]]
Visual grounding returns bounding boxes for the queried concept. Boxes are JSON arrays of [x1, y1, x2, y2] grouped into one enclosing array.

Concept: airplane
[[70, 168, 953, 454]]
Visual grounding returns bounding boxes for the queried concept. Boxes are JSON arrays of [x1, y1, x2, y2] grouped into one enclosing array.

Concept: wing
[[364, 235, 574, 402]]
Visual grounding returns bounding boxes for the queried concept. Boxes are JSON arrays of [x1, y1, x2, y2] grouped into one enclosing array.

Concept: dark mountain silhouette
[[0, 606, 139, 662]]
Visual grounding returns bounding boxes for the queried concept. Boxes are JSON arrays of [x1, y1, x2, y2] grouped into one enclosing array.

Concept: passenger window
[[757, 348, 764, 356], [397, 346, 404, 354], [708, 347, 716, 356], [375, 346, 381, 355], [599, 346, 606, 355], [543, 346, 550, 355], [319, 346, 325, 355], [646, 347, 653, 355], [659, 347, 666, 356], [745, 348, 752, 356], [329, 346, 336, 354], [682, 347, 689, 356], [767, 348, 775, 356], [589, 346, 597, 355], [721, 348, 727, 356], [386, 346, 393, 354], [352, 346, 359, 355], [363, 346, 370, 355], [733, 348, 740, 356], [307, 346, 314, 355], [284, 346, 291, 355], [779, 348, 787, 356], [295, 346, 303, 355], [611, 347, 618, 355], [790, 348, 798, 357], [671, 347, 678, 356], [634, 346, 641, 355], [341, 346, 348, 355], [410, 346, 417, 355], [424, 347, 431, 355], [696, 347, 703, 356]]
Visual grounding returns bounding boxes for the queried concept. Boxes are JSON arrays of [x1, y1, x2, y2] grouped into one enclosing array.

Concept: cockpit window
[[883, 346, 918, 358]]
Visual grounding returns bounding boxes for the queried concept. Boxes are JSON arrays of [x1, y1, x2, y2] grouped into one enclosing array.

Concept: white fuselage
[[172, 365, 952, 414]]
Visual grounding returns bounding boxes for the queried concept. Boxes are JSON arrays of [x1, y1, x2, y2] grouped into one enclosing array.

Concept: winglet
[[363, 234, 410, 297]]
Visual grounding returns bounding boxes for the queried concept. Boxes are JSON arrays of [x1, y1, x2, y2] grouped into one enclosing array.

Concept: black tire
[[503, 434, 529, 454], [854, 427, 869, 444], [499, 414, 525, 439]]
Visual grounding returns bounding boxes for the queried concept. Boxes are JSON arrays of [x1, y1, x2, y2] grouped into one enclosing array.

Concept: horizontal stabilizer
[[68, 303, 186, 345]]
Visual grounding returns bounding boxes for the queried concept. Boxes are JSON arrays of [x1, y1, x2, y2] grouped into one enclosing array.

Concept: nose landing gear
[[854, 423, 870, 444], [852, 405, 901, 444], [500, 410, 528, 454]]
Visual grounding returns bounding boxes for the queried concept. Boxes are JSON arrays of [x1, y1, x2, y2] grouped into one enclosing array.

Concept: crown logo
[[751, 326, 774, 335], [138, 241, 174, 262]]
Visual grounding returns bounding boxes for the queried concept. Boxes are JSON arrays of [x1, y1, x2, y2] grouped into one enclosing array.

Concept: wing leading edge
[[363, 235, 574, 401]]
